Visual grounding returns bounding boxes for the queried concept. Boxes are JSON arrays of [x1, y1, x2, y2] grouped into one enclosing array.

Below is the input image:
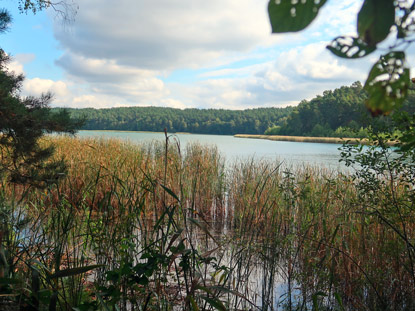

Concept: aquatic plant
[[1, 134, 415, 310]]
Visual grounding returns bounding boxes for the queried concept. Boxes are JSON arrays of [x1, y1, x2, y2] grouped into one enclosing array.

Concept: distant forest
[[268, 81, 415, 138], [58, 106, 294, 135], [58, 82, 415, 137]]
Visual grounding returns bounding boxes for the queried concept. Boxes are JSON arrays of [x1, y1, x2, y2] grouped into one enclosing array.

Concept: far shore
[[234, 134, 398, 146], [75, 130, 397, 146]]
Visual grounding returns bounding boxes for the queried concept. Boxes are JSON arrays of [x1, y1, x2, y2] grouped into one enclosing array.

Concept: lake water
[[77, 130, 345, 169]]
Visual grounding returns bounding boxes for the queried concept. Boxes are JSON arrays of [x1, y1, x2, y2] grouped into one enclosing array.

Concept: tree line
[[59, 82, 415, 137], [58, 106, 294, 135], [265, 81, 415, 138]]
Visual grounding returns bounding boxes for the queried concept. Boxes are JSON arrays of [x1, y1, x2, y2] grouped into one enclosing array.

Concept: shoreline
[[234, 134, 398, 146], [76, 130, 397, 146]]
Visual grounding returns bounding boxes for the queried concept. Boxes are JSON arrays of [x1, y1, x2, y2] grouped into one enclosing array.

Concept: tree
[[268, 0, 412, 117], [16, 0, 77, 22], [0, 9, 81, 187]]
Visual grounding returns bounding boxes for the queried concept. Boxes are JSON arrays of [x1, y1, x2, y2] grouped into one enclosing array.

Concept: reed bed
[[1, 135, 414, 310], [235, 134, 399, 146], [227, 157, 415, 310]]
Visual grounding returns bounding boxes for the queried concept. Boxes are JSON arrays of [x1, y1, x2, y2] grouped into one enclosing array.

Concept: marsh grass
[[1, 135, 415, 310], [235, 134, 399, 146]]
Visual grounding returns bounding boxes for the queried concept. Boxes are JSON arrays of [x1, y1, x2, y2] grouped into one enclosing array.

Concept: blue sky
[[1, 0, 383, 109]]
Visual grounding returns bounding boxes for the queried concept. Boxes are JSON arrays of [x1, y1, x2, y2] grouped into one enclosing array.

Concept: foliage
[[67, 82, 415, 139], [267, 82, 367, 137], [61, 81, 411, 138], [0, 10, 82, 187], [0, 54, 78, 186], [268, 0, 414, 117], [264, 82, 415, 138], [62, 106, 293, 135]]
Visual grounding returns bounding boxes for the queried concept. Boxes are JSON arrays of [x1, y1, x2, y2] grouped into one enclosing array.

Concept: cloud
[[6, 59, 24, 75], [49, 40, 372, 110], [54, 0, 271, 70], [314, 0, 362, 37], [160, 98, 187, 109], [55, 53, 169, 105], [160, 39, 371, 110], [56, 54, 160, 84], [23, 78, 69, 97], [5, 53, 35, 76], [35, 0, 371, 110], [274, 42, 368, 82]]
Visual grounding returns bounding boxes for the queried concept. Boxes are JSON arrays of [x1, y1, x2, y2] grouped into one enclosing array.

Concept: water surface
[[77, 130, 344, 169]]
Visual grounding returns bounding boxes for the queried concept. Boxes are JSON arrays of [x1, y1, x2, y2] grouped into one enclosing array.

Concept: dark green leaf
[[200, 296, 227, 311], [334, 292, 346, 311], [327, 36, 376, 58], [0, 277, 20, 285], [268, 0, 327, 33], [364, 51, 410, 116], [357, 0, 395, 46]]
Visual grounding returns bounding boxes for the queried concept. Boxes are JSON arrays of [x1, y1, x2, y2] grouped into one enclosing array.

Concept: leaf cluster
[[268, 0, 415, 116]]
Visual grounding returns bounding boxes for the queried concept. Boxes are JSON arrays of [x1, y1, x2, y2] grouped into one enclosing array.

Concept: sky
[[0, 0, 401, 110]]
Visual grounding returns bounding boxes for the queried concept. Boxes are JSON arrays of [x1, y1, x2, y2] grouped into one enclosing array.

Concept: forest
[[59, 106, 293, 135], [267, 81, 415, 137], [62, 81, 415, 137]]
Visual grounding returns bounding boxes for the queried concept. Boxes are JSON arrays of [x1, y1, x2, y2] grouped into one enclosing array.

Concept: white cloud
[[54, 0, 271, 70], [160, 98, 187, 109], [55, 53, 170, 105], [275, 42, 364, 81], [316, 0, 363, 37], [7, 59, 25, 75], [51, 40, 371, 110], [5, 54, 35, 76], [23, 78, 69, 97], [160, 39, 371, 110], [28, 0, 370, 110]]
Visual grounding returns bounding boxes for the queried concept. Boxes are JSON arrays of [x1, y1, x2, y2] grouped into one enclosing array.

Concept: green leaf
[[268, 0, 327, 33], [200, 296, 227, 311], [327, 36, 376, 59], [364, 51, 410, 116], [334, 292, 346, 311], [357, 0, 395, 47], [161, 184, 180, 202], [50, 264, 103, 279]]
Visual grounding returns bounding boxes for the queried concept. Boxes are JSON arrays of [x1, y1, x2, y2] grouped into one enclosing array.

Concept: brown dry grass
[[235, 134, 399, 146]]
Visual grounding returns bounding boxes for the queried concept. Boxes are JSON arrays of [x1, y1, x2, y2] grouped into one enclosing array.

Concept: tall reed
[[1, 135, 415, 310]]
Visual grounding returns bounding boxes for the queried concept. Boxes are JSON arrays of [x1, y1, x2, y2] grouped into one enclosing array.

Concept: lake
[[77, 130, 345, 169]]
